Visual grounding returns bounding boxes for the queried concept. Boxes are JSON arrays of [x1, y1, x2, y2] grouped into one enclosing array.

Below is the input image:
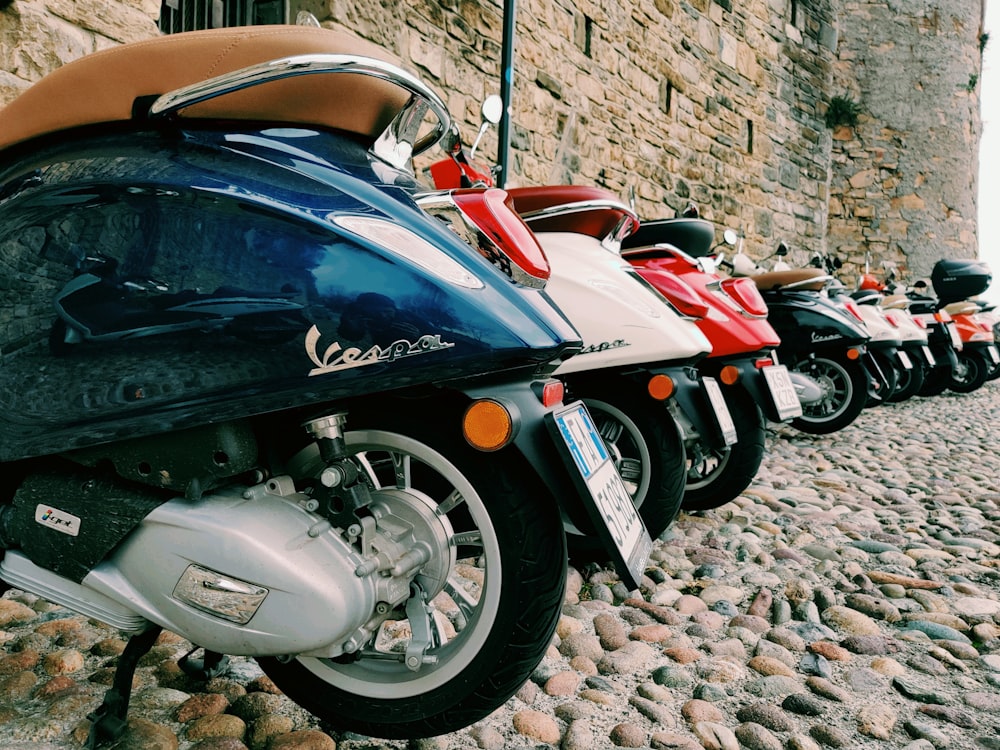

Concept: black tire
[[570, 381, 685, 551], [790, 354, 869, 435], [682, 387, 765, 512], [864, 350, 899, 407], [258, 415, 566, 739], [886, 359, 926, 402], [918, 365, 951, 397], [948, 350, 989, 393]]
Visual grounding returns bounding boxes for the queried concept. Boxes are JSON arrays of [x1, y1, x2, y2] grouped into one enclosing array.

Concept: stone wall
[[827, 0, 984, 283], [313, 0, 840, 261], [0, 0, 159, 103], [0, 0, 983, 276]]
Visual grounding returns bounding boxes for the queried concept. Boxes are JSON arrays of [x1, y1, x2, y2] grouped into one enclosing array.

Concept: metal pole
[[497, 0, 516, 188]]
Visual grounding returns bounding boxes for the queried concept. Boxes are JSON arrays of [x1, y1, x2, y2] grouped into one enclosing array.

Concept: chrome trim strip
[[518, 199, 637, 224]]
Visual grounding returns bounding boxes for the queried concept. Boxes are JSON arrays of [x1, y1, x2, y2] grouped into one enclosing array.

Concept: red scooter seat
[[506, 185, 638, 240]]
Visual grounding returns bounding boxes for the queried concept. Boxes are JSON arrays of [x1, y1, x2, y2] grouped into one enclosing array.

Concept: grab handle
[[148, 53, 451, 169]]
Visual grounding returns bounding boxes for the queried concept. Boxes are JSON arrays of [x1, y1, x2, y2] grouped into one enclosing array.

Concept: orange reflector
[[541, 379, 565, 408], [846, 347, 861, 360], [647, 374, 675, 401], [719, 365, 741, 385], [463, 400, 514, 452]]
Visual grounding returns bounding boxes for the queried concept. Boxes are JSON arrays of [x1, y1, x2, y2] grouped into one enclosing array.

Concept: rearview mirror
[[722, 229, 738, 246], [481, 95, 503, 126]]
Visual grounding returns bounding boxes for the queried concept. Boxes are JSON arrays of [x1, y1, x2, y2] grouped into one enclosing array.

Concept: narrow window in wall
[[583, 15, 594, 57], [790, 0, 798, 26], [747, 119, 754, 154], [159, 0, 288, 33], [660, 80, 674, 115]]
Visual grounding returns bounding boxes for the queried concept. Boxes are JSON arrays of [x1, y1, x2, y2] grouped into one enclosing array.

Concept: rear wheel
[[918, 365, 951, 397], [948, 351, 988, 393], [258, 416, 566, 739], [682, 387, 765, 512], [865, 350, 899, 407], [790, 354, 868, 434], [571, 380, 685, 550], [887, 358, 926, 402]]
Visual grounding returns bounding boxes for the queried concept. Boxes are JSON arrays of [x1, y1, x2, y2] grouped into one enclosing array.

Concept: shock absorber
[[303, 413, 373, 528]]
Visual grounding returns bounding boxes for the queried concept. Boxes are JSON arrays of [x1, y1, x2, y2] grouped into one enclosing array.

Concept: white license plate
[[761, 364, 802, 420], [551, 402, 652, 588], [896, 350, 913, 370], [988, 345, 1000, 365], [702, 377, 737, 446], [947, 322, 963, 349], [922, 345, 936, 366]]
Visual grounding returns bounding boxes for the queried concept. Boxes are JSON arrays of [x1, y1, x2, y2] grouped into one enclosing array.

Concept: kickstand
[[178, 647, 230, 680], [85, 625, 162, 749]]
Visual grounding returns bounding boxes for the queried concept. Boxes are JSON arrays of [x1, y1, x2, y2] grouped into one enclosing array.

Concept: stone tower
[[827, 0, 985, 282]]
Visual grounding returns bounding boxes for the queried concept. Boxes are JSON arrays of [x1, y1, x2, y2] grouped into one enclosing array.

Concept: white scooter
[[423, 100, 736, 547]]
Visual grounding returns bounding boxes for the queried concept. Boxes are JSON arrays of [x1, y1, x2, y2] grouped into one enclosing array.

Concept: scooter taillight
[[841, 298, 866, 324], [634, 267, 710, 319], [883, 311, 902, 328], [913, 317, 928, 329], [719, 277, 769, 317], [451, 189, 551, 286]]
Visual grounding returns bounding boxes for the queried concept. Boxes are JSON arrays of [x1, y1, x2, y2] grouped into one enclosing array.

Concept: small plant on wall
[[825, 95, 862, 129]]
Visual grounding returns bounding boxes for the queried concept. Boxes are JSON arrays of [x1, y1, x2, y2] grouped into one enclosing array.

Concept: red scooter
[[619, 212, 804, 510]]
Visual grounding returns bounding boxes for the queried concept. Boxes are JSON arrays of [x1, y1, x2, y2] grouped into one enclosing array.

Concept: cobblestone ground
[[0, 381, 998, 750]]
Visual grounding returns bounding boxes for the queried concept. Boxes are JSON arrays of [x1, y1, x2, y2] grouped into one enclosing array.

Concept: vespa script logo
[[305, 325, 455, 377], [810, 332, 842, 344], [578, 339, 631, 355], [34, 505, 81, 537]]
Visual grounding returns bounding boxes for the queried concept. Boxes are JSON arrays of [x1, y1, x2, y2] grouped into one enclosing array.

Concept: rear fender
[[456, 380, 593, 534], [649, 365, 730, 449], [708, 358, 786, 423]]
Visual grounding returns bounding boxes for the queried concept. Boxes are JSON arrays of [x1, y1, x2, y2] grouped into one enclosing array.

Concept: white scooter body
[[852, 303, 901, 346], [880, 299, 930, 346], [534, 232, 712, 376]]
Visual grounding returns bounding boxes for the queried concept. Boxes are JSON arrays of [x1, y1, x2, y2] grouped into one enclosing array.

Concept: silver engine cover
[[81, 487, 377, 657]]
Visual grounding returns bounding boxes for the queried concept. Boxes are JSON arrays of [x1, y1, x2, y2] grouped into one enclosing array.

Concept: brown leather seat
[[881, 294, 910, 309], [752, 268, 828, 292], [943, 301, 978, 315], [506, 185, 636, 239], [0, 25, 410, 152]]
